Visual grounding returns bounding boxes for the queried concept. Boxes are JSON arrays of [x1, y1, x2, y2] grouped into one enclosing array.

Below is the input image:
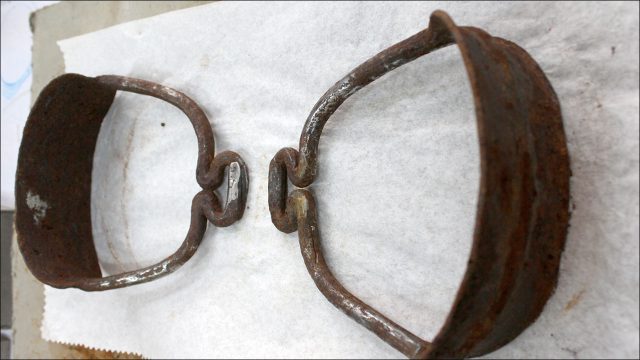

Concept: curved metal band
[[269, 10, 570, 359], [16, 74, 248, 291]]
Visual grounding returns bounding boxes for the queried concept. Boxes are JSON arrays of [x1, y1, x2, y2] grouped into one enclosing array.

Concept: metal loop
[[268, 147, 300, 233], [268, 10, 570, 359], [16, 74, 249, 291], [199, 151, 249, 228]]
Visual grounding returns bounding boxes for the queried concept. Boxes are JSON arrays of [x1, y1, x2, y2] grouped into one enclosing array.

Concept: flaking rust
[[16, 74, 248, 291], [268, 10, 570, 359]]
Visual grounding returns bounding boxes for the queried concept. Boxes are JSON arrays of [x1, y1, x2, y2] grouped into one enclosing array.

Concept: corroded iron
[[16, 74, 248, 291], [268, 10, 570, 359]]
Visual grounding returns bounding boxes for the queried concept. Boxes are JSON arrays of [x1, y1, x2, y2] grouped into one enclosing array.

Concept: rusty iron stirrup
[[16, 74, 248, 291], [268, 10, 570, 359]]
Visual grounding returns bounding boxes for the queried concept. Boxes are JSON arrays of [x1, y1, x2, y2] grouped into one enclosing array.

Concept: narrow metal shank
[[289, 189, 431, 358]]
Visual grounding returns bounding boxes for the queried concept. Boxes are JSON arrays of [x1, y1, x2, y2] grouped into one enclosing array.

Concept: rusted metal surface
[[16, 74, 248, 291], [269, 10, 570, 359]]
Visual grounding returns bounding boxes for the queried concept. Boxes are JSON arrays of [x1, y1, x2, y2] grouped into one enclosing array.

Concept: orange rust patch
[[564, 290, 586, 312]]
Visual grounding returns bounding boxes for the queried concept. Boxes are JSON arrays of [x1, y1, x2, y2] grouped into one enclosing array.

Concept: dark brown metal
[[16, 74, 248, 291], [268, 10, 570, 359]]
